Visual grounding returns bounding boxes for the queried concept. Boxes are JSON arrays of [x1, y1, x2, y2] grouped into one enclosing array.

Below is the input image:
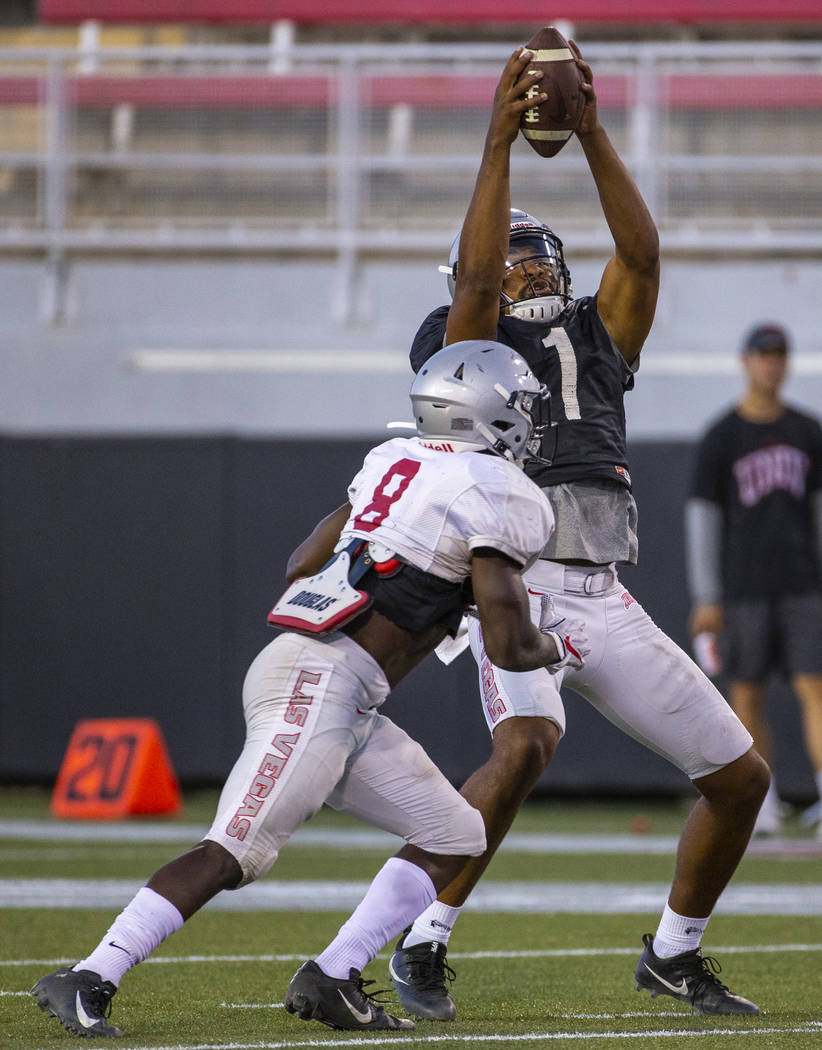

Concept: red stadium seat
[[36, 0, 822, 26]]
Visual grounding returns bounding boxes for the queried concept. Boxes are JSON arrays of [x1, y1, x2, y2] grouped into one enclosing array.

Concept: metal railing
[[0, 40, 820, 321]]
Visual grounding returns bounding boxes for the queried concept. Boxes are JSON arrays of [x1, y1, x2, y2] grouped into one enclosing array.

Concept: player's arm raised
[[445, 49, 545, 346], [571, 40, 659, 365], [286, 502, 352, 582]]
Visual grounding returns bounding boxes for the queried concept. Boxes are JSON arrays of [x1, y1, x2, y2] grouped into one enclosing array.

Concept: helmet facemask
[[441, 209, 573, 325], [501, 229, 572, 323], [476, 383, 553, 467], [410, 341, 553, 469]]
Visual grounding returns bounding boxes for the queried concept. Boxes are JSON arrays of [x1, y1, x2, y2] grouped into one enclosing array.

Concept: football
[[519, 26, 585, 158]]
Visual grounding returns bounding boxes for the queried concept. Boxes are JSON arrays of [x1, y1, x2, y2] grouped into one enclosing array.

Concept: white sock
[[652, 903, 709, 959], [404, 900, 462, 948], [74, 887, 184, 987], [315, 857, 436, 979]]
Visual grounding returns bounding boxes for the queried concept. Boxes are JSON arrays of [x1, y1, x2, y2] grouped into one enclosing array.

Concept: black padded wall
[[0, 436, 814, 800]]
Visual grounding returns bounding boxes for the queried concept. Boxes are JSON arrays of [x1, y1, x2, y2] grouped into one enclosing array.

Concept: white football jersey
[[338, 437, 554, 583]]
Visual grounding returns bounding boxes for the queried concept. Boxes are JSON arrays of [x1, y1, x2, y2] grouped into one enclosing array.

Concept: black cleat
[[388, 929, 456, 1021], [285, 960, 415, 1031], [635, 933, 760, 1015], [31, 966, 122, 1038]]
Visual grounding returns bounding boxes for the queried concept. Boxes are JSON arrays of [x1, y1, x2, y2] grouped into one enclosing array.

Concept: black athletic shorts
[[723, 590, 822, 681]]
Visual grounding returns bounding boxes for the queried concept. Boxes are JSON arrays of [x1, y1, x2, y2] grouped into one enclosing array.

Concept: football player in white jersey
[[390, 43, 769, 1020], [31, 340, 589, 1039]]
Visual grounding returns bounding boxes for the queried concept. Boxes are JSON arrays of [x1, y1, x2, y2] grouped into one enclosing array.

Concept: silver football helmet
[[440, 208, 572, 323], [410, 340, 550, 466]]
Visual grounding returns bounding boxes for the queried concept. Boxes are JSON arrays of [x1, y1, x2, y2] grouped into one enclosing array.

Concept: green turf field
[[2, 787, 821, 1049]]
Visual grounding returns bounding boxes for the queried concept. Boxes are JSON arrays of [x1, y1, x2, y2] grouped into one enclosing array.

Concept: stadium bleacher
[[34, 0, 822, 28], [0, 0, 815, 320], [30, 1, 822, 52]]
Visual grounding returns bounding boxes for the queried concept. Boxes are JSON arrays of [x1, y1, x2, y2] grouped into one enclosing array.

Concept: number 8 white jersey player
[[30, 339, 589, 1040]]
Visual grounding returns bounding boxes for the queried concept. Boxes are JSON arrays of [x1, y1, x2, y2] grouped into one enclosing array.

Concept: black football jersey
[[690, 406, 822, 599], [410, 295, 636, 490]]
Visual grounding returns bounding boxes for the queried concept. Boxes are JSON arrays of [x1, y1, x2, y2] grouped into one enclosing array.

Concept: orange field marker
[[51, 718, 181, 819]]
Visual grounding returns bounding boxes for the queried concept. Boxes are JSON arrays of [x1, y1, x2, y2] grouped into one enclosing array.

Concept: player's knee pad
[[408, 796, 486, 857], [206, 833, 281, 889]]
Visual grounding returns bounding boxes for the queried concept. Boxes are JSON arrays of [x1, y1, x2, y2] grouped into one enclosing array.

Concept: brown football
[[519, 26, 585, 158]]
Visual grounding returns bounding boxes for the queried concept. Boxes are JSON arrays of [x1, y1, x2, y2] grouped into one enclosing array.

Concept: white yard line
[[221, 1002, 286, 1009], [218, 1001, 822, 1023], [4, 943, 822, 969], [2, 819, 819, 856], [31, 1023, 822, 1049], [2, 877, 822, 914]]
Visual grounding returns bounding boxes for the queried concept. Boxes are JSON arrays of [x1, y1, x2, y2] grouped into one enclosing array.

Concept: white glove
[[538, 594, 590, 672], [434, 616, 471, 665]]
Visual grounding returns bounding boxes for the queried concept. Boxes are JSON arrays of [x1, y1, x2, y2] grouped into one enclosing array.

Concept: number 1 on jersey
[[542, 326, 581, 422]]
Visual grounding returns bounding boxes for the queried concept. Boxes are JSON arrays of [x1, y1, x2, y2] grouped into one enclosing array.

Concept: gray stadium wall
[[0, 435, 815, 802]]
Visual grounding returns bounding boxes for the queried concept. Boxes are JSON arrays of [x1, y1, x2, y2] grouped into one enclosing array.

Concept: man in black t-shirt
[[687, 322, 822, 837], [388, 42, 768, 1022]]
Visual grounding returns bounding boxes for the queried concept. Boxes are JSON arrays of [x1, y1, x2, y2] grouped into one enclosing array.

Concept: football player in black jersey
[[389, 42, 769, 1020], [687, 322, 822, 837]]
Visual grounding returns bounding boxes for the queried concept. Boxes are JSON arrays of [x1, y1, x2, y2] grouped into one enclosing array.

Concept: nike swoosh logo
[[108, 941, 131, 956], [643, 963, 689, 995], [527, 588, 550, 596], [74, 991, 101, 1030], [338, 989, 373, 1024]]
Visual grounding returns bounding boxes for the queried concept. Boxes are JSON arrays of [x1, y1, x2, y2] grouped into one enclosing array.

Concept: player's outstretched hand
[[538, 594, 590, 672], [569, 39, 599, 138], [488, 47, 547, 148]]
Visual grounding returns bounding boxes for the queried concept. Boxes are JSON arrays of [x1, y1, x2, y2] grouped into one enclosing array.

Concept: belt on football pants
[[563, 565, 616, 595], [532, 560, 617, 596]]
